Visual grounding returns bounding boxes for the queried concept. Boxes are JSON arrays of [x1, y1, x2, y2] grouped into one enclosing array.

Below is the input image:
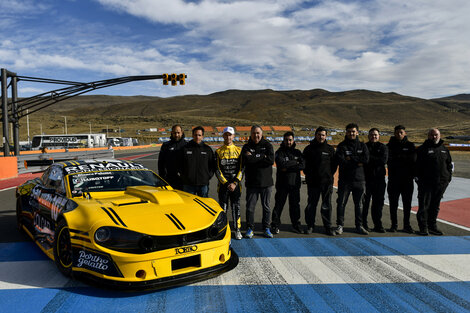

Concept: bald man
[[415, 128, 453, 236]]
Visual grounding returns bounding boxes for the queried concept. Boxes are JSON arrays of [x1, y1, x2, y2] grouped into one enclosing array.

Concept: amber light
[[219, 254, 225, 263], [136, 270, 146, 279]]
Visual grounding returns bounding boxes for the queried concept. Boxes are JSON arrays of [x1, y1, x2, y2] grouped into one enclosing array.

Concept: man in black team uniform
[[158, 125, 185, 190], [242, 125, 275, 239], [180, 126, 214, 197], [387, 125, 416, 233], [271, 131, 305, 234], [335, 123, 369, 235], [416, 128, 452, 236], [363, 128, 388, 233], [303, 127, 337, 236]]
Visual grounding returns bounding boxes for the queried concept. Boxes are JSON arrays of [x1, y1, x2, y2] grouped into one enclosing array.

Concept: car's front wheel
[[53, 219, 73, 277]]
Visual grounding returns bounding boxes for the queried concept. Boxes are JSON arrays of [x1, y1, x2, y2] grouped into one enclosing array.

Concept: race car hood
[[68, 186, 223, 236]]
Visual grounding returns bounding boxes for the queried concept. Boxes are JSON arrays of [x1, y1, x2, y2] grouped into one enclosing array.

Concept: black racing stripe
[[193, 198, 217, 216], [115, 200, 148, 207], [71, 235, 91, 243], [69, 229, 89, 236], [165, 214, 182, 230], [106, 207, 128, 227], [100, 207, 120, 226], [169, 213, 185, 230]]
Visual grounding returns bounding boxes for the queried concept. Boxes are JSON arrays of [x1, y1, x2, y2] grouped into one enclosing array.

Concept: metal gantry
[[1, 69, 186, 156]]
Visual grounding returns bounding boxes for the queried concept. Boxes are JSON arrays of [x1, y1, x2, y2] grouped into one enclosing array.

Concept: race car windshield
[[68, 170, 167, 194]]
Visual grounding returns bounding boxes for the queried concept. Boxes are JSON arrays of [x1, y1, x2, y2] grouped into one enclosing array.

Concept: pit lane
[[0, 147, 469, 312]]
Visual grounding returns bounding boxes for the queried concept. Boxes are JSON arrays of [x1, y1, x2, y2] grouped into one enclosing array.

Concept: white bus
[[107, 137, 138, 147], [31, 134, 107, 150]]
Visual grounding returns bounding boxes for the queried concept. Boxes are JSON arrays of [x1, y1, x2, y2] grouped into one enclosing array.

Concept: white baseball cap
[[223, 126, 235, 135]]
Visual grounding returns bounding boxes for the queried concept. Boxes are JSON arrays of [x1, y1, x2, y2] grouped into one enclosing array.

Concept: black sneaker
[[388, 226, 398, 233], [292, 224, 302, 234], [356, 226, 369, 235], [402, 225, 414, 234], [271, 226, 280, 235], [325, 227, 336, 236], [416, 229, 429, 236], [363, 225, 370, 232], [372, 227, 386, 233], [429, 228, 443, 236], [304, 226, 314, 234]]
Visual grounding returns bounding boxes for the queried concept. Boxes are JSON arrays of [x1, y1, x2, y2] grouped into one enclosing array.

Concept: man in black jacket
[[271, 132, 305, 234], [158, 125, 186, 189], [242, 125, 275, 238], [363, 128, 388, 233], [387, 125, 416, 233], [416, 128, 452, 236], [335, 123, 370, 235], [180, 126, 214, 197], [303, 127, 337, 236]]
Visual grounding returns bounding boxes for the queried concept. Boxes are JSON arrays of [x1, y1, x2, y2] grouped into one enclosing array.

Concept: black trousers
[[336, 180, 365, 227], [417, 182, 448, 231], [272, 185, 301, 228], [362, 179, 386, 229], [304, 183, 333, 228], [387, 178, 414, 228], [218, 185, 241, 231]]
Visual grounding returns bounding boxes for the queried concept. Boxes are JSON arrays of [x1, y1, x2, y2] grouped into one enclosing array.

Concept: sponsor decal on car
[[31, 187, 67, 221], [64, 162, 146, 174], [72, 247, 123, 277], [175, 245, 198, 255]]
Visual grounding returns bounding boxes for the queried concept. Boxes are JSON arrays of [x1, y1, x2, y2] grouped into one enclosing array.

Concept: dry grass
[[7, 89, 470, 145]]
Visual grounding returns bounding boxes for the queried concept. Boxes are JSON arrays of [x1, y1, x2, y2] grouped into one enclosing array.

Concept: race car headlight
[[209, 212, 228, 238], [94, 227, 146, 252], [95, 227, 111, 242]]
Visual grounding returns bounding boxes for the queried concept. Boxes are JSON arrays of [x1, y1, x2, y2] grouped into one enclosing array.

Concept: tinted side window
[[46, 166, 65, 194], [41, 167, 52, 186]]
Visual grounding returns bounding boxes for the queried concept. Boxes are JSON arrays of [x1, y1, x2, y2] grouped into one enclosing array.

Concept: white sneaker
[[234, 230, 242, 240], [335, 225, 343, 235]]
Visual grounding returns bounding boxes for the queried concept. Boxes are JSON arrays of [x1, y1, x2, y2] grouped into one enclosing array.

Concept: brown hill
[[25, 89, 470, 141]]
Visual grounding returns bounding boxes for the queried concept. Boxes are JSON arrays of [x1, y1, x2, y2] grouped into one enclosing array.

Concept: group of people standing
[[158, 123, 453, 239]]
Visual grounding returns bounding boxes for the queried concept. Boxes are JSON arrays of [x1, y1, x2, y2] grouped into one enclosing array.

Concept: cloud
[[1, 0, 470, 98]]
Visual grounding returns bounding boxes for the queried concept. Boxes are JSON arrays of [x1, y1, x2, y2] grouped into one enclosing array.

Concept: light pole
[[62, 116, 67, 134], [26, 109, 30, 145]]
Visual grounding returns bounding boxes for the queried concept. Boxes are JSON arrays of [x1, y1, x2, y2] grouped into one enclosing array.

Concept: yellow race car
[[16, 159, 238, 290]]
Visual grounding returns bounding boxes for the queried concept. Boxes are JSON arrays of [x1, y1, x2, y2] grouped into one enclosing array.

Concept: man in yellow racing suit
[[215, 127, 244, 240]]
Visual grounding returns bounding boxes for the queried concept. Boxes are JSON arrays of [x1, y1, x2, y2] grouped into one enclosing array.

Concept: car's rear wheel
[[54, 219, 73, 277]]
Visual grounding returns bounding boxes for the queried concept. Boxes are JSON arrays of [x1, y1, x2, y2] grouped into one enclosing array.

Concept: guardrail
[[16, 149, 115, 174]]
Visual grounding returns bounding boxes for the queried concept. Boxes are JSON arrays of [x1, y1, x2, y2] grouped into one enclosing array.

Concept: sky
[[1, 0, 469, 99]]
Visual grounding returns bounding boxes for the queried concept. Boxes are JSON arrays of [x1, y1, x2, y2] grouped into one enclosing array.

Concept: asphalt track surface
[[1, 147, 469, 312]]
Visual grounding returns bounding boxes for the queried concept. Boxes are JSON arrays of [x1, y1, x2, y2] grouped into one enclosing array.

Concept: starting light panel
[[162, 73, 187, 86]]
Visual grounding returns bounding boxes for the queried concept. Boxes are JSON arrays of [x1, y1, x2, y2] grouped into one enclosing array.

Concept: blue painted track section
[[1, 237, 470, 313]]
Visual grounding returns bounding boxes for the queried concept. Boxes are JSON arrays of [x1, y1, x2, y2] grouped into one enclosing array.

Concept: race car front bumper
[[75, 248, 239, 291]]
